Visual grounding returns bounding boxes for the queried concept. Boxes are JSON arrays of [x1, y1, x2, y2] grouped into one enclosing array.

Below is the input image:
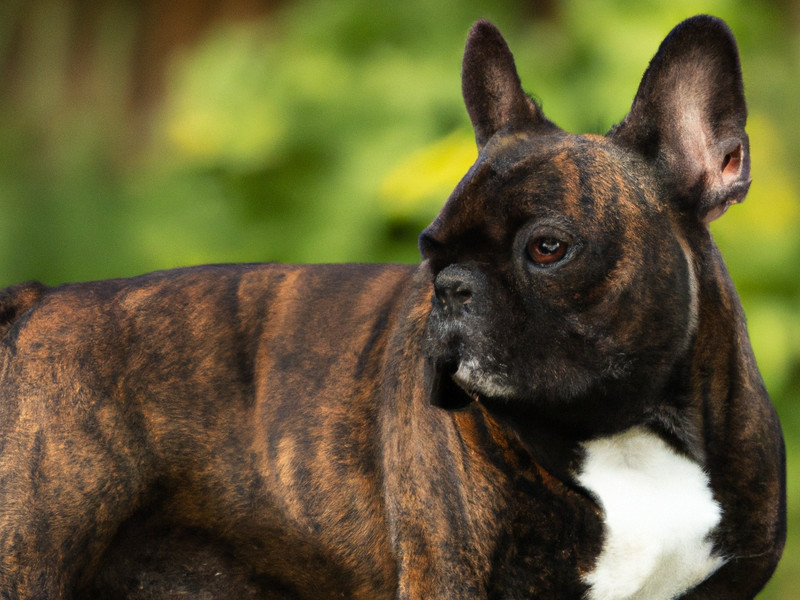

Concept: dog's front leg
[[678, 421, 786, 600], [680, 300, 786, 599], [0, 387, 150, 598]]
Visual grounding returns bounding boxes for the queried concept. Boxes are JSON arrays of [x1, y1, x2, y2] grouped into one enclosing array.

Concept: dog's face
[[422, 18, 750, 430], [422, 133, 689, 405]]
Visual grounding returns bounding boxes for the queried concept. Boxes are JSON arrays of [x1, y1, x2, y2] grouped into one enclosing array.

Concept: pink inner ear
[[721, 144, 742, 181], [702, 143, 744, 225]]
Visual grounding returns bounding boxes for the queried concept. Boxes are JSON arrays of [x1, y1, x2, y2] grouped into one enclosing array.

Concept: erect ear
[[609, 15, 750, 223], [462, 20, 557, 149]]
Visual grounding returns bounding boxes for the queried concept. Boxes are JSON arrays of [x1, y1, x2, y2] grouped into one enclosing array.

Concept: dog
[[0, 15, 785, 600]]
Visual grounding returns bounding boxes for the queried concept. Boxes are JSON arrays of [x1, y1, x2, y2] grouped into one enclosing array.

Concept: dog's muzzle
[[425, 264, 490, 410]]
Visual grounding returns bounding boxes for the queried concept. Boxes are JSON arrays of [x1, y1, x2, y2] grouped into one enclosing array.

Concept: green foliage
[[0, 1, 798, 596]]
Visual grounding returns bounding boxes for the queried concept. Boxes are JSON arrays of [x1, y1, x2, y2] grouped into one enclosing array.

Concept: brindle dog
[[0, 15, 785, 600]]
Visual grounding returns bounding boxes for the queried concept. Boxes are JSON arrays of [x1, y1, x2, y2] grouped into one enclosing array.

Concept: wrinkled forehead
[[479, 131, 660, 222]]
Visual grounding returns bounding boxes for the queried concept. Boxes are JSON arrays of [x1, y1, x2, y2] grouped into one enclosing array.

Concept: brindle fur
[[0, 16, 785, 600]]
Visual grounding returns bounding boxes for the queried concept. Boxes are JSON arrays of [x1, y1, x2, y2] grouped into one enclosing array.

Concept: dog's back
[[0, 263, 416, 599]]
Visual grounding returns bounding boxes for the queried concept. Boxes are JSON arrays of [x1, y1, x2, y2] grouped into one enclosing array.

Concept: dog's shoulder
[[0, 281, 50, 339]]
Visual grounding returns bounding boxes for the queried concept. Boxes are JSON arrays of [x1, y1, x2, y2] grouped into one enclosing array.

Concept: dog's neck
[[475, 397, 589, 488], [475, 341, 710, 487]]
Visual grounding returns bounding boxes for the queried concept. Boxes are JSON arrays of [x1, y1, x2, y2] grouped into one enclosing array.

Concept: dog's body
[[0, 16, 785, 600]]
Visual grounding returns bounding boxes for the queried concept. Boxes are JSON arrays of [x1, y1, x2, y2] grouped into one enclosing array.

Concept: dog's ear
[[609, 15, 750, 224], [462, 20, 556, 149]]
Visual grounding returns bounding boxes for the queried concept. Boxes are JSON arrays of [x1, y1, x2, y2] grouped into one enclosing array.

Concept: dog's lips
[[428, 358, 477, 410]]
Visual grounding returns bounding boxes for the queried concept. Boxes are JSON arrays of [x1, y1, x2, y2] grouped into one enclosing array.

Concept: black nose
[[433, 264, 475, 316]]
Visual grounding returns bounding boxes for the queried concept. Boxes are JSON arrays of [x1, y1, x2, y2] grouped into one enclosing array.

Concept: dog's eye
[[527, 237, 567, 266]]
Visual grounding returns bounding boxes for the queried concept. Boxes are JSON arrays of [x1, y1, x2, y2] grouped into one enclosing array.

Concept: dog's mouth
[[427, 358, 477, 410]]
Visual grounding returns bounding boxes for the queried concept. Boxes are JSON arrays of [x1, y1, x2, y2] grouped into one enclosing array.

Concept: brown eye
[[527, 236, 567, 265]]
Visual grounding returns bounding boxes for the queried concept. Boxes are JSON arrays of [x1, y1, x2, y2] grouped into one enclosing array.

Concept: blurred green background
[[1, 0, 797, 596]]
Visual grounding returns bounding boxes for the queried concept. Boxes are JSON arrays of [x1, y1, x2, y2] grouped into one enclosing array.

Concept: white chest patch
[[576, 426, 725, 600]]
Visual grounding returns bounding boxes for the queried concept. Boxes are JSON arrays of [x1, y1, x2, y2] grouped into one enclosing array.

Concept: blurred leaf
[[379, 130, 476, 220], [162, 24, 289, 170], [747, 300, 800, 395]]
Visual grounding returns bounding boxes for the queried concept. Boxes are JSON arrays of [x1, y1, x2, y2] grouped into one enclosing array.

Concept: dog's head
[[421, 16, 750, 433]]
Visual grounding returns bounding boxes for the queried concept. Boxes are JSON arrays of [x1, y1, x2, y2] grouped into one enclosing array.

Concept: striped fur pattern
[[0, 15, 785, 599]]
